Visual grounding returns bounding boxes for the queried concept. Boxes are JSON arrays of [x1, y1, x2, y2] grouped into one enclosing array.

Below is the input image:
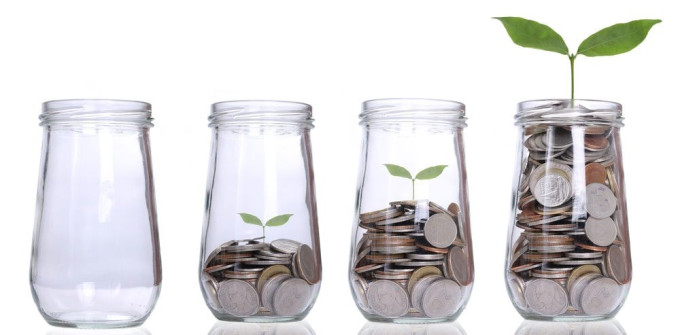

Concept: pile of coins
[[352, 200, 472, 319], [508, 125, 630, 317], [202, 238, 319, 318]]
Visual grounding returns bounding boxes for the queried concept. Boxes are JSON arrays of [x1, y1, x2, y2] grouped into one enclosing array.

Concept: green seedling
[[494, 17, 660, 103], [384, 164, 448, 200], [238, 213, 293, 242]]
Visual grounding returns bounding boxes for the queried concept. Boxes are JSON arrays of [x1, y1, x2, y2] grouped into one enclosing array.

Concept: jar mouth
[[41, 99, 153, 127], [209, 100, 314, 129], [360, 98, 466, 127], [516, 99, 623, 127]]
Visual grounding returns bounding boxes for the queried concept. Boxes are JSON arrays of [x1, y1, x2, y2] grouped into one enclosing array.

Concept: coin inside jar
[[529, 163, 573, 208], [366, 280, 409, 318], [217, 279, 260, 317]]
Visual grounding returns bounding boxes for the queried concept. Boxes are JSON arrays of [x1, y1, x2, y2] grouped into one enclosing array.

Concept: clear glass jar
[[349, 98, 474, 323], [199, 100, 321, 322], [505, 99, 631, 321], [30, 99, 162, 328]]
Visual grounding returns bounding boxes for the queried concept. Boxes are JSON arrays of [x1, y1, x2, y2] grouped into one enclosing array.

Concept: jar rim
[[360, 98, 466, 127], [41, 99, 153, 127], [209, 100, 313, 128], [516, 99, 623, 127]]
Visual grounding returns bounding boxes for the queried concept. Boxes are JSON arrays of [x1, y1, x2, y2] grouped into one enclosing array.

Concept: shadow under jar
[[199, 100, 321, 322], [349, 99, 474, 323], [505, 100, 632, 321], [30, 99, 162, 328]]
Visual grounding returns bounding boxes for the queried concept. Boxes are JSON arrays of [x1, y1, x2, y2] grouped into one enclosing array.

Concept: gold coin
[[257, 265, 292, 293], [567, 264, 601, 293], [407, 266, 442, 293]]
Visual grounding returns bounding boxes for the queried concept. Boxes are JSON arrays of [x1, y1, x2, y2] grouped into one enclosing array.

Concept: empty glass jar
[[505, 100, 632, 320], [199, 100, 321, 322], [30, 99, 162, 328], [349, 98, 474, 323]]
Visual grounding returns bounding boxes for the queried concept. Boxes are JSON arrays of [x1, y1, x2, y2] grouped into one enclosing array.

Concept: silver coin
[[295, 244, 319, 284], [258, 249, 292, 259], [569, 273, 600, 311], [374, 214, 416, 226], [360, 206, 404, 223], [223, 242, 268, 253], [352, 274, 370, 311], [272, 277, 313, 317], [407, 253, 445, 261], [421, 278, 462, 318], [202, 279, 222, 311], [243, 259, 291, 266], [395, 260, 444, 267], [585, 217, 617, 246], [529, 163, 573, 208], [580, 277, 621, 315], [423, 213, 457, 248], [410, 274, 443, 311], [217, 279, 260, 317], [446, 246, 471, 286], [524, 279, 569, 316], [366, 280, 409, 318], [270, 239, 302, 254], [552, 258, 603, 266], [606, 244, 629, 285], [370, 246, 418, 254], [261, 274, 292, 311], [565, 251, 604, 259], [586, 183, 617, 219], [507, 272, 527, 309]]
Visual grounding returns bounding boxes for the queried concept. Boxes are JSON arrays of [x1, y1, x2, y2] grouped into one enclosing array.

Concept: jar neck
[[209, 100, 314, 130], [359, 98, 466, 128], [515, 99, 623, 127], [40, 99, 153, 128]]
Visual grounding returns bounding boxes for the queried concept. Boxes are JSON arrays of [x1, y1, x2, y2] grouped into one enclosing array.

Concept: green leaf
[[415, 165, 448, 180], [577, 19, 661, 57], [384, 164, 413, 179], [494, 17, 569, 55], [238, 213, 262, 226], [266, 214, 293, 227]]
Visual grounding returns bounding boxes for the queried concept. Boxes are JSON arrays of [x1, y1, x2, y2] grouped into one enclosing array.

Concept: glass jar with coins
[[505, 100, 632, 321], [349, 98, 474, 323], [30, 99, 162, 328], [200, 100, 321, 322]]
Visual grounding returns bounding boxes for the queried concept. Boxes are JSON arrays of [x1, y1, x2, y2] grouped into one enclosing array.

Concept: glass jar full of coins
[[506, 100, 632, 321], [199, 101, 321, 322], [349, 99, 474, 323]]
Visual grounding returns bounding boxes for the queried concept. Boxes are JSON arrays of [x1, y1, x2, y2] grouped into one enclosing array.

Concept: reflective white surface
[[516, 320, 625, 335], [359, 321, 465, 335]]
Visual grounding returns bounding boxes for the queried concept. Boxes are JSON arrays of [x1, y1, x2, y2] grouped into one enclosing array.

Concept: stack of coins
[[202, 238, 319, 318], [508, 126, 630, 317], [352, 200, 471, 319]]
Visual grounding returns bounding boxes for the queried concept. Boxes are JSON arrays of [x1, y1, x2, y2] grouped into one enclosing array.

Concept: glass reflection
[[516, 319, 625, 335], [358, 321, 466, 335], [209, 320, 315, 335], [48, 328, 151, 335]]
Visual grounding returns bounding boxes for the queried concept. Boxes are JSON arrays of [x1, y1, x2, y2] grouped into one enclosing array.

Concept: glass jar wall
[[199, 100, 321, 322], [30, 99, 162, 328], [505, 100, 632, 321], [349, 98, 474, 323]]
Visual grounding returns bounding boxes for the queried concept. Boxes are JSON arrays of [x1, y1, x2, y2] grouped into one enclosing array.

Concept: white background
[[0, 0, 676, 333]]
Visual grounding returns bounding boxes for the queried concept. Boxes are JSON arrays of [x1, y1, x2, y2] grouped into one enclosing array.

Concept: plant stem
[[411, 179, 415, 200], [569, 54, 576, 106], [262, 226, 266, 242]]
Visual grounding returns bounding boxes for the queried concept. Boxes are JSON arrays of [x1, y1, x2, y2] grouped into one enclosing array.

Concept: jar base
[[519, 313, 616, 322], [361, 310, 462, 324], [212, 313, 307, 323], [42, 311, 148, 329]]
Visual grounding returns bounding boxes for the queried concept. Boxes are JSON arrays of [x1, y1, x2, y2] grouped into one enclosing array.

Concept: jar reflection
[[209, 320, 315, 335]]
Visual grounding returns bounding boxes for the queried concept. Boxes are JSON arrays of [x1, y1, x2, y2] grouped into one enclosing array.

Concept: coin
[[586, 183, 617, 219], [569, 273, 600, 311], [566, 264, 601, 293], [421, 279, 462, 318], [270, 239, 302, 254], [295, 244, 319, 284], [529, 163, 573, 207], [407, 253, 444, 261], [423, 213, 457, 248], [446, 246, 471, 286], [606, 244, 629, 285], [407, 266, 443, 293], [585, 217, 617, 246], [360, 207, 404, 224], [524, 279, 569, 316], [272, 277, 313, 317], [366, 280, 409, 318], [580, 277, 620, 315], [355, 263, 384, 274], [257, 265, 292, 293], [261, 273, 292, 312], [217, 279, 260, 317], [410, 274, 443, 311], [585, 163, 607, 185], [507, 272, 527, 309]]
